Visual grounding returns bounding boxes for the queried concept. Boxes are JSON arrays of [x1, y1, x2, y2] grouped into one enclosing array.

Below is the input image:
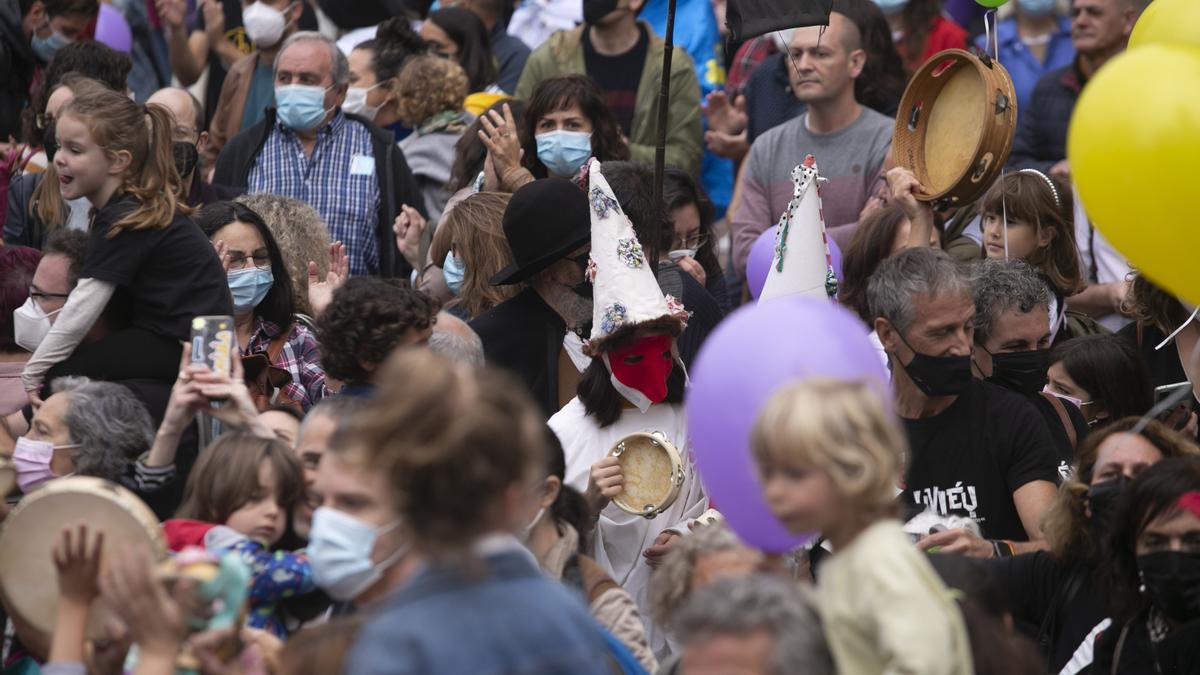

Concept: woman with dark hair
[[524, 428, 657, 672], [478, 75, 630, 189], [197, 201, 327, 411], [420, 7, 498, 93], [662, 167, 729, 314], [1092, 456, 1200, 673], [878, 0, 967, 74], [840, 203, 942, 322], [1047, 334, 1153, 429], [985, 419, 1200, 672], [345, 17, 427, 139]]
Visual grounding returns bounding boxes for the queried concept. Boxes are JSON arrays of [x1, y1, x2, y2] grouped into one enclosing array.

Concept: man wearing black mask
[[868, 247, 1060, 557], [146, 86, 243, 207], [971, 259, 1089, 479], [470, 179, 593, 417]]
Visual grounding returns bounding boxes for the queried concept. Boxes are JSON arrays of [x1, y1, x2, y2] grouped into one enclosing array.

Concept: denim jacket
[[345, 545, 615, 674]]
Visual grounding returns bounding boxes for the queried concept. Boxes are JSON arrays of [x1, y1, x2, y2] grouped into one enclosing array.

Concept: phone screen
[[189, 316, 235, 376]]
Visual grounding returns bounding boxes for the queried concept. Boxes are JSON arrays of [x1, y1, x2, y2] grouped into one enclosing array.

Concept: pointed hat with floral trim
[[759, 154, 838, 302], [583, 159, 690, 357]]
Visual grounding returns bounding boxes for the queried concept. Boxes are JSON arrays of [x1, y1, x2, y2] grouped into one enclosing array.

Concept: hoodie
[[0, 0, 41, 141]]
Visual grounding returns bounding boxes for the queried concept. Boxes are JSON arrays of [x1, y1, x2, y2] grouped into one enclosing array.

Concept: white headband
[[1018, 168, 1061, 210]]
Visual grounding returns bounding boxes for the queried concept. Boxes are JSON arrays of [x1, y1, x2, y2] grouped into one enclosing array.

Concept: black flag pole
[[650, 0, 678, 270]]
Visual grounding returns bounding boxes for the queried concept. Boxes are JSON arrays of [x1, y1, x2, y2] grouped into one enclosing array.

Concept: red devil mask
[[606, 334, 674, 409]]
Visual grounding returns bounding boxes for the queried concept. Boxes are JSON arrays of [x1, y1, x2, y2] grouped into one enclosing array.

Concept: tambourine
[[892, 48, 1018, 209], [610, 431, 684, 519], [0, 476, 167, 639]]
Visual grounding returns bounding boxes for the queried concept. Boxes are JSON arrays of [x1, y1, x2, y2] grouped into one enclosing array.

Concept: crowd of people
[[0, 0, 1194, 673]]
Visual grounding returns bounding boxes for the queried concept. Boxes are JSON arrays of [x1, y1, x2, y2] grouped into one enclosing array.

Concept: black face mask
[[986, 348, 1051, 395], [173, 141, 200, 179], [1085, 475, 1129, 543], [583, 0, 620, 24], [1138, 550, 1200, 623], [42, 119, 58, 164], [897, 334, 972, 397]]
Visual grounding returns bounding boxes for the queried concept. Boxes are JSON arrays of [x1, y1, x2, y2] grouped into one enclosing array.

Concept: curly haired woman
[[395, 55, 471, 225]]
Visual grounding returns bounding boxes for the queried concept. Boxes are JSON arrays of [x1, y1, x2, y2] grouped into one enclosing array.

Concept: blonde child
[[20, 77, 231, 405], [164, 432, 312, 639], [752, 378, 973, 675]]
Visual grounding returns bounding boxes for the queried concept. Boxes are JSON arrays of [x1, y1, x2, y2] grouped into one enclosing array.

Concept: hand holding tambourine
[[586, 456, 624, 515]]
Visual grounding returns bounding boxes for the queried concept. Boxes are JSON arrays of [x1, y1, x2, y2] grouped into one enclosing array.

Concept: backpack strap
[[1036, 565, 1087, 661], [1041, 391, 1078, 450], [265, 323, 293, 363]]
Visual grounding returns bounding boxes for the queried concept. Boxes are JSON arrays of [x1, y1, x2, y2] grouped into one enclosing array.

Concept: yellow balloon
[[1129, 0, 1200, 49], [1068, 44, 1200, 304]]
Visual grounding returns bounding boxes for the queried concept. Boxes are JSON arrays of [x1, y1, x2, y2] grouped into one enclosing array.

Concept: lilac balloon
[[745, 227, 843, 300], [95, 4, 132, 53], [684, 298, 890, 553], [745, 226, 777, 300]]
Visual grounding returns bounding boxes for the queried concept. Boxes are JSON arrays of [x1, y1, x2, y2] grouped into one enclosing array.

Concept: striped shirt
[[248, 112, 381, 276]]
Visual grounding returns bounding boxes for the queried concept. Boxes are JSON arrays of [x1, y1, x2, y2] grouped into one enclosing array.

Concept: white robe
[[549, 398, 707, 659]]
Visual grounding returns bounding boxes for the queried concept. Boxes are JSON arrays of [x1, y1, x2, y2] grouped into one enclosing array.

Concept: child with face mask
[[548, 160, 705, 660]]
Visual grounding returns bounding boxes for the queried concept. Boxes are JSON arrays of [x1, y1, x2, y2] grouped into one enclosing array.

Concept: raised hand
[[307, 241, 348, 317], [477, 103, 524, 180], [392, 205, 427, 270]]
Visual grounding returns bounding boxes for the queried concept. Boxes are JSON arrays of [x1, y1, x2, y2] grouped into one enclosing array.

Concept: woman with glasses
[[197, 201, 328, 412], [662, 167, 729, 314]]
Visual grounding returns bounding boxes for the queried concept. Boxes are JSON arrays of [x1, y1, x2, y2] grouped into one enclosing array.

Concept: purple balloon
[[95, 4, 132, 53], [684, 298, 890, 553], [745, 227, 843, 300]]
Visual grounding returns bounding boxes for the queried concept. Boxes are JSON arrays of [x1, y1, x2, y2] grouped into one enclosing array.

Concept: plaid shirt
[[248, 112, 381, 276], [244, 317, 327, 411], [726, 36, 777, 96]]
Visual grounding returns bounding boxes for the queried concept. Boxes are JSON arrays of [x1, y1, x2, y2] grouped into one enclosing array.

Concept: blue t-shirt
[[241, 61, 276, 131]]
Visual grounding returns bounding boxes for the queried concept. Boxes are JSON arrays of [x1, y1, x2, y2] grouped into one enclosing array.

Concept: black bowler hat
[[489, 178, 591, 286]]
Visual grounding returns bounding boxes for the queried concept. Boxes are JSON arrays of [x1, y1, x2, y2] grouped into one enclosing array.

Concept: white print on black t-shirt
[[1058, 461, 1073, 482], [912, 482, 982, 523]]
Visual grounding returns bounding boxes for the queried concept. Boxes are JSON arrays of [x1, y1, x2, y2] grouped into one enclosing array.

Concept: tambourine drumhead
[[0, 476, 165, 639], [611, 432, 684, 518], [893, 49, 1018, 208]]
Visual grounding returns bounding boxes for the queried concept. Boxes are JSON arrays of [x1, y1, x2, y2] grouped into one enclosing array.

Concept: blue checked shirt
[[248, 112, 381, 276]]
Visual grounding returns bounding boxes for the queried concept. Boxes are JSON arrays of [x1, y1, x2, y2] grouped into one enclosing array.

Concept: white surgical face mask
[[307, 507, 406, 601], [13, 297, 63, 352], [521, 507, 546, 541], [242, 1, 290, 48], [343, 83, 386, 121]]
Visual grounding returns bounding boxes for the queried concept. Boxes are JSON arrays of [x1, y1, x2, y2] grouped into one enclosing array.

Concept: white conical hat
[[759, 155, 837, 302], [584, 159, 688, 356]]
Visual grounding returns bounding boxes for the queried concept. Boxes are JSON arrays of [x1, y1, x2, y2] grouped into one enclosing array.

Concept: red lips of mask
[[608, 334, 674, 404]]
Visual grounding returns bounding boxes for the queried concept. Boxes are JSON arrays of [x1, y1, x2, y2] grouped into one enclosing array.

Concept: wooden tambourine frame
[[893, 48, 1019, 210], [0, 476, 166, 639], [610, 431, 685, 519]]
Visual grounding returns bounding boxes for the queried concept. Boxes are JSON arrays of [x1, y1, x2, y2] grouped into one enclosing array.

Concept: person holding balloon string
[[751, 376, 974, 674], [549, 159, 706, 659]]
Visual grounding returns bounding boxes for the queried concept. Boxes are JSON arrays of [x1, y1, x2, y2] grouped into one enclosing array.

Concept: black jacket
[[1007, 61, 1081, 173], [470, 287, 568, 418], [0, 0, 40, 141], [212, 108, 422, 278]]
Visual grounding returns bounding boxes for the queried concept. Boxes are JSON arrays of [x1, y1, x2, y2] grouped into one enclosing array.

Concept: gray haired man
[[867, 247, 1059, 558], [214, 31, 425, 278], [674, 575, 834, 675], [971, 258, 1086, 477]]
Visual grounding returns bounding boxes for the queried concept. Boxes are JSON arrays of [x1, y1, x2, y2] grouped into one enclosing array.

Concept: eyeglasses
[[672, 233, 709, 251], [29, 287, 70, 303], [226, 251, 272, 270]]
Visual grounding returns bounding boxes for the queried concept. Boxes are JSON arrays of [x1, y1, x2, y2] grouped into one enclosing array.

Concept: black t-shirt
[[984, 552, 1105, 672], [582, 24, 648, 137], [197, 0, 319, 129], [1030, 392, 1090, 479], [902, 379, 1060, 541], [83, 195, 233, 341]]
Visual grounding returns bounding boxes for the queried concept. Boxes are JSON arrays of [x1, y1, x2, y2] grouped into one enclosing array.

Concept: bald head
[[147, 87, 204, 141], [429, 312, 484, 367]]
